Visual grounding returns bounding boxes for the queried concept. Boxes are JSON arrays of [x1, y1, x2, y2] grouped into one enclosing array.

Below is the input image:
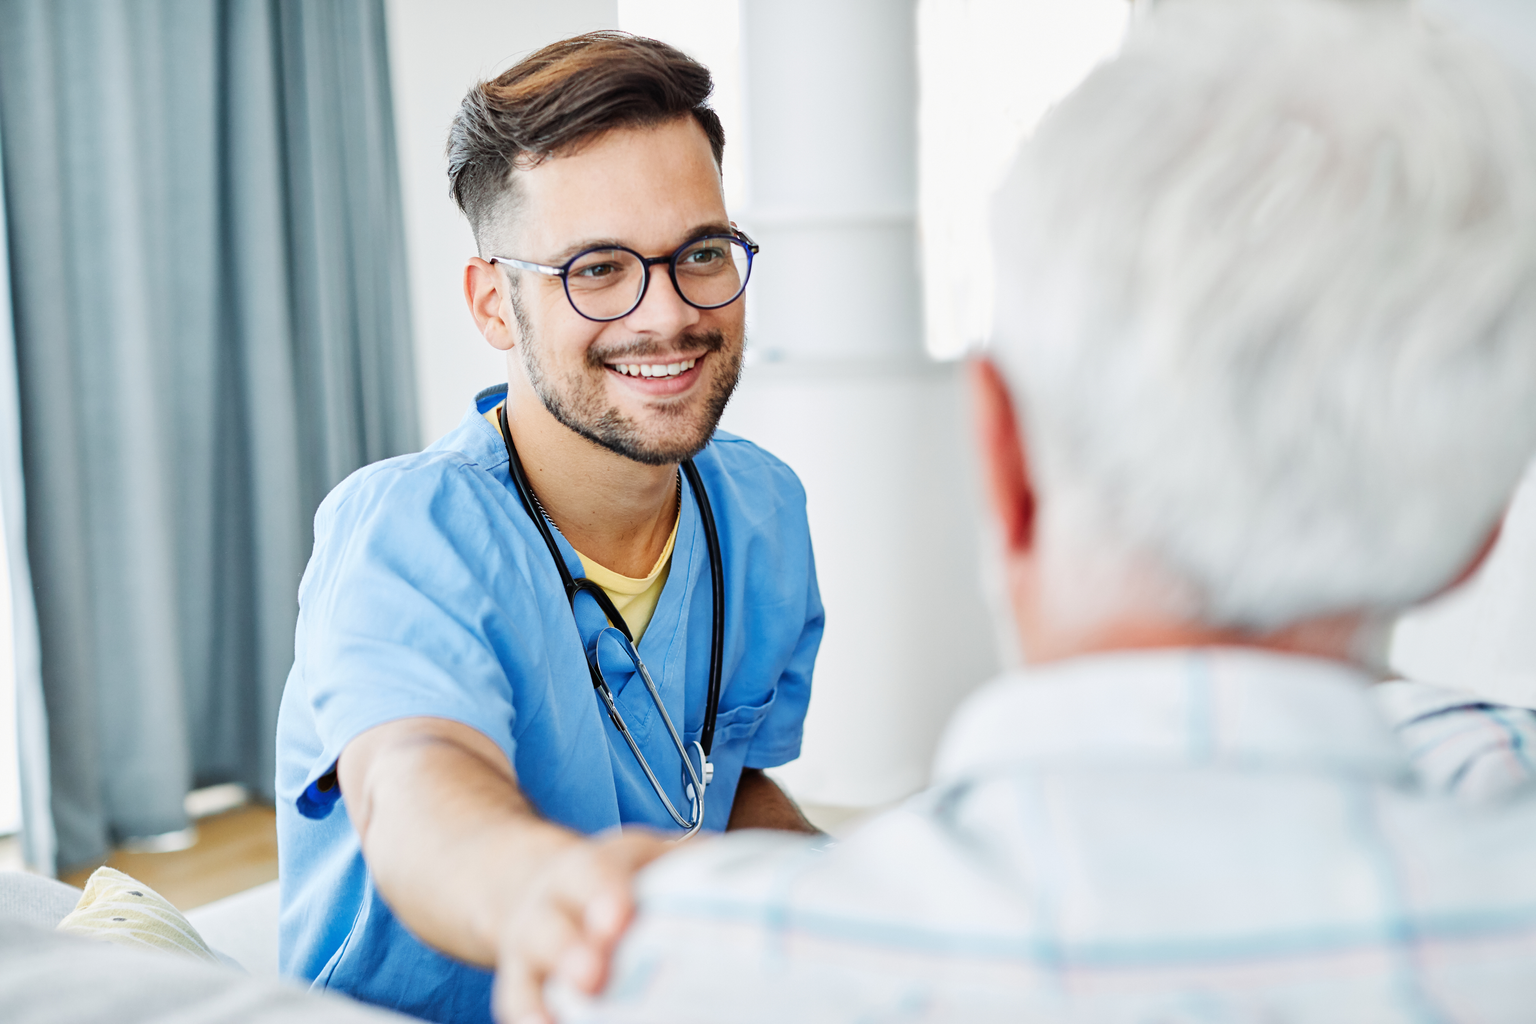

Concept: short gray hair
[[990, 0, 1536, 629]]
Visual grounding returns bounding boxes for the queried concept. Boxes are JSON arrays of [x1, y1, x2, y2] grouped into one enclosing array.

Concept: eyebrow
[[546, 222, 735, 263]]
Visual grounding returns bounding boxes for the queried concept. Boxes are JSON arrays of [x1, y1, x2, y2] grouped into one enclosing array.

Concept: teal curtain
[[0, 0, 418, 870]]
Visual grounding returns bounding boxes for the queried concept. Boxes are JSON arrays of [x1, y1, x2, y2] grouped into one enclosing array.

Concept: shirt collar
[[933, 647, 1412, 786], [420, 385, 512, 468]]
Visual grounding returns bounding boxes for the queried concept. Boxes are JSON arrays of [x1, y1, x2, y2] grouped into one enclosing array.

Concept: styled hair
[[990, 0, 1536, 630], [447, 31, 725, 253]]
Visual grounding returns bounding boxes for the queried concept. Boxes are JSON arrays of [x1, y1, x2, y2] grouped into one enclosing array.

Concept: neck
[[503, 372, 678, 578], [1011, 560, 1382, 673], [1018, 610, 1375, 668]]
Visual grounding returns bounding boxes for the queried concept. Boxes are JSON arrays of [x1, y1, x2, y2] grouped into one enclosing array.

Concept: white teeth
[[611, 358, 698, 378]]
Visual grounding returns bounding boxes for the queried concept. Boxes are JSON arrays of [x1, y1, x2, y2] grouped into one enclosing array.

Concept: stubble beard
[[511, 287, 744, 466]]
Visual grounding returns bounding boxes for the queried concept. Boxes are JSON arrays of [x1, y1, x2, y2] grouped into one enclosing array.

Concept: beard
[[511, 289, 744, 466]]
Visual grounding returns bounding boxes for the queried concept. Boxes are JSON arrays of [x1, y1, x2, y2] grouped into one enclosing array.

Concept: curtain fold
[[0, 114, 55, 875], [0, 0, 417, 869]]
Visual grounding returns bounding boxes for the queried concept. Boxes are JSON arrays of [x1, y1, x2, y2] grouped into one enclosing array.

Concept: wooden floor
[[42, 798, 873, 914], [61, 804, 278, 911]]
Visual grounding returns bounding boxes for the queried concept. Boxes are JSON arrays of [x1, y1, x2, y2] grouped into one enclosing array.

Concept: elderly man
[[558, 1, 1536, 1021]]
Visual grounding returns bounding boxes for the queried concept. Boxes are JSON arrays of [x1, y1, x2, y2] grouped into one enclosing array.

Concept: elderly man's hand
[[492, 831, 672, 1024]]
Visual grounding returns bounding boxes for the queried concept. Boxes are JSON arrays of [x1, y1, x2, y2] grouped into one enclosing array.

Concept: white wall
[[1393, 461, 1536, 707], [1389, 0, 1536, 707], [918, 0, 1128, 359], [385, 0, 620, 446]]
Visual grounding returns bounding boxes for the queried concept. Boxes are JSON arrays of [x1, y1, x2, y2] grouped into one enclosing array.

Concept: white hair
[[990, 0, 1536, 630]]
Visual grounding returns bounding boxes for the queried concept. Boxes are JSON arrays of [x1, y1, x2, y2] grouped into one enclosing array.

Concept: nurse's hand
[[341, 718, 676, 1024], [493, 830, 672, 1024]]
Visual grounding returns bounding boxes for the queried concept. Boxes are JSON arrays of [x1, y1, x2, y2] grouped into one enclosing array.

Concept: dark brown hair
[[447, 31, 726, 250]]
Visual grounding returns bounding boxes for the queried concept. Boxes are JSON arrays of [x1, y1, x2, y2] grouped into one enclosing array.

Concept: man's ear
[[464, 258, 519, 353], [968, 356, 1037, 555]]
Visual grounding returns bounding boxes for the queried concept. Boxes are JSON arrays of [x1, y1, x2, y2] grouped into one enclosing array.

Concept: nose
[[622, 262, 702, 338]]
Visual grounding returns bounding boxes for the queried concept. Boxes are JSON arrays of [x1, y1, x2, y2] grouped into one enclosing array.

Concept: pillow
[[56, 867, 222, 964], [0, 870, 84, 928]]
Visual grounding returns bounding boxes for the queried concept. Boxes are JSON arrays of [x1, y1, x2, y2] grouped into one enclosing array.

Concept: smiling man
[[273, 33, 824, 1024]]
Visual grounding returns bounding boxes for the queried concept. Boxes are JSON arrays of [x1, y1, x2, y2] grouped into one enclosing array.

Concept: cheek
[[527, 284, 565, 330], [705, 304, 747, 342], [528, 303, 606, 363]]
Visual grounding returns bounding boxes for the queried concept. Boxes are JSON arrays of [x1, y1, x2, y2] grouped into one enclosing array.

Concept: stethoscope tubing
[[497, 403, 725, 834], [681, 458, 725, 757]]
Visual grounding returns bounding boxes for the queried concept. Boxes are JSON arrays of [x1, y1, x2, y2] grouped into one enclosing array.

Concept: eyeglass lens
[[565, 236, 752, 321]]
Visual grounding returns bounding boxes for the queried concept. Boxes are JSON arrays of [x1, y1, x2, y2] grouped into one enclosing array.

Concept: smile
[[608, 357, 698, 378]]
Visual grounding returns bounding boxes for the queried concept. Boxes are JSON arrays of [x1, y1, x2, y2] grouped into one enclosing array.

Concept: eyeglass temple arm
[[488, 255, 564, 276], [733, 228, 761, 255]]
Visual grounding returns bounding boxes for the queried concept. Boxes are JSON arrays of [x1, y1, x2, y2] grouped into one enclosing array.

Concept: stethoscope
[[497, 404, 724, 838]]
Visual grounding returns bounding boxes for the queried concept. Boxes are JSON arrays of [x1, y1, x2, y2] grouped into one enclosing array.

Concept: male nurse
[[274, 32, 824, 1024]]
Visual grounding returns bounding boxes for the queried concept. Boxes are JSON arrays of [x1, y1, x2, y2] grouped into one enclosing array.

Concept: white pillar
[[723, 0, 1000, 809], [737, 0, 922, 363]]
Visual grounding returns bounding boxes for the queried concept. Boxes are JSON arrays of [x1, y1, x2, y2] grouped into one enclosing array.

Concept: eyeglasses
[[490, 231, 760, 322]]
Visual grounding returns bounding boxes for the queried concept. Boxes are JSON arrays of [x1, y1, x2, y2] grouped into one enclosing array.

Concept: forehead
[[514, 117, 726, 255]]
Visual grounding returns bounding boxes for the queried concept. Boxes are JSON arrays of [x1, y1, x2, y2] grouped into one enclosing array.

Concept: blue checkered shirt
[[1378, 679, 1536, 804], [568, 648, 1536, 1023]]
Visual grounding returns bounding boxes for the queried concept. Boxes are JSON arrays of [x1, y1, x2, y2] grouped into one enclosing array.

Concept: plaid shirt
[[568, 648, 1536, 1023], [1378, 679, 1536, 804]]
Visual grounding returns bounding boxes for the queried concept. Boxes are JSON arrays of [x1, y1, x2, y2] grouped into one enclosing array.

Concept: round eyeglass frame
[[488, 230, 760, 323]]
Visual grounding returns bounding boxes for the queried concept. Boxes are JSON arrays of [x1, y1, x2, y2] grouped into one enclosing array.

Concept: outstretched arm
[[338, 717, 670, 1024], [727, 768, 820, 833]]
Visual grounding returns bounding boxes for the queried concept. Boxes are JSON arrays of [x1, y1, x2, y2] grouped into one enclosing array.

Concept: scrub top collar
[[466, 383, 709, 741]]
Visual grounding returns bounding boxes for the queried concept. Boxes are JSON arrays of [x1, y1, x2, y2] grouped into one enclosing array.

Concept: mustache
[[586, 328, 728, 369]]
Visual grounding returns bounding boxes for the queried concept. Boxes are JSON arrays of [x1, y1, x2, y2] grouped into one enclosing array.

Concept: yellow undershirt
[[486, 404, 678, 641]]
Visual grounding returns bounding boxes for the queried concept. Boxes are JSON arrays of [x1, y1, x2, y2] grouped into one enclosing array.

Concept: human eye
[[678, 242, 728, 271], [568, 250, 634, 287]]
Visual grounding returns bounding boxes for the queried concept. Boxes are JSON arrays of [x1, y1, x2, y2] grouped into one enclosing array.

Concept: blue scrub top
[[274, 385, 824, 1023]]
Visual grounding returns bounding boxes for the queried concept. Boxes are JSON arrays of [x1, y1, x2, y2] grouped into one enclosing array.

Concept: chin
[[625, 420, 717, 465]]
